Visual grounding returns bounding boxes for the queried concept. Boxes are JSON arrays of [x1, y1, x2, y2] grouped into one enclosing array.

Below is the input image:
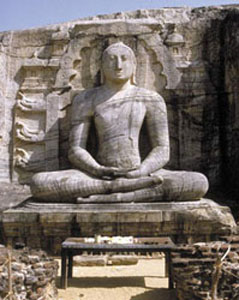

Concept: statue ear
[[131, 65, 137, 85], [100, 69, 105, 85]]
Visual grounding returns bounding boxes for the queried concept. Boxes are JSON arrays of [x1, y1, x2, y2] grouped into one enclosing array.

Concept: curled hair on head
[[100, 42, 137, 85]]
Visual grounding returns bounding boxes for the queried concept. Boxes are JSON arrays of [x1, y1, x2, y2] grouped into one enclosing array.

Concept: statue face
[[102, 46, 135, 84]]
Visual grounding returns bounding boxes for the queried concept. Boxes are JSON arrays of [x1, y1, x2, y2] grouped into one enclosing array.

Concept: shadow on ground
[[130, 288, 176, 300]]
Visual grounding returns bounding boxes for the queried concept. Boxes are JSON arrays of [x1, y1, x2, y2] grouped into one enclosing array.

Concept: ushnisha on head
[[101, 42, 137, 85]]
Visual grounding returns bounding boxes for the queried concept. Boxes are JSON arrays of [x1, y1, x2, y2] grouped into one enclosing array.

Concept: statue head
[[101, 42, 137, 85]]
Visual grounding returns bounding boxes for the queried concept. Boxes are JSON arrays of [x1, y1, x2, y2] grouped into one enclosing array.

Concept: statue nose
[[116, 57, 122, 69]]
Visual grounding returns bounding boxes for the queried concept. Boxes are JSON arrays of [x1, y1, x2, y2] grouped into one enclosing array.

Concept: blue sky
[[0, 0, 238, 31]]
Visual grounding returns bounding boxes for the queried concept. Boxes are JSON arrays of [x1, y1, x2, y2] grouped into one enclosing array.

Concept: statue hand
[[126, 169, 164, 185], [98, 167, 138, 179], [125, 169, 142, 178], [98, 166, 123, 179]]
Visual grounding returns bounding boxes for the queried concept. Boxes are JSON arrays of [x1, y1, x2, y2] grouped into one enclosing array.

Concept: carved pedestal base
[[1, 199, 236, 254]]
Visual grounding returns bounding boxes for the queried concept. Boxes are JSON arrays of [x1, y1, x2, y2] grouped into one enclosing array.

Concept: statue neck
[[104, 80, 132, 92]]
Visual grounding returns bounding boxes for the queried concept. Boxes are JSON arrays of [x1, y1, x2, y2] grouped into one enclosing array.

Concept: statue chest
[[94, 99, 146, 138]]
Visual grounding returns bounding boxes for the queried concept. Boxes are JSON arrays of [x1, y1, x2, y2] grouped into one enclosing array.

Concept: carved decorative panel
[[13, 59, 60, 183]]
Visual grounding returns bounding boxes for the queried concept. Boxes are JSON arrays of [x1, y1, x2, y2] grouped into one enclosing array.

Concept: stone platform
[[1, 199, 236, 254]]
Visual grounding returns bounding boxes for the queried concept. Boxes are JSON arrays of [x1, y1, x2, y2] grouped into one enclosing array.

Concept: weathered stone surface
[[0, 6, 238, 255], [2, 199, 236, 253], [0, 6, 238, 206], [108, 255, 138, 265], [172, 237, 239, 300], [73, 254, 138, 266], [0, 247, 58, 300], [74, 255, 108, 266], [0, 183, 31, 211], [29, 41, 208, 204]]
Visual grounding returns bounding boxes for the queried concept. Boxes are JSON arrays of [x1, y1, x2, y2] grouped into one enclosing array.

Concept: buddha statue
[[30, 42, 208, 203]]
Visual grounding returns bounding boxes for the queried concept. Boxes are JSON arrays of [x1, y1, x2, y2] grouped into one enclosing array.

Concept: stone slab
[[1, 199, 236, 254]]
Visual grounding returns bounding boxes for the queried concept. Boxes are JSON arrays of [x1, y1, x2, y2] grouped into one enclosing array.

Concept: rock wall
[[221, 11, 239, 193], [0, 6, 238, 199], [172, 235, 239, 300], [0, 246, 58, 300]]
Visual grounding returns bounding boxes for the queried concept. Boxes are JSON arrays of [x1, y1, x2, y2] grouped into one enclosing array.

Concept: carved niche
[[54, 28, 190, 169], [13, 21, 191, 183]]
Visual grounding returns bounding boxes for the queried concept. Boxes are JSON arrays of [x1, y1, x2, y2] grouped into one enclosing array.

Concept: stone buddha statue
[[30, 42, 208, 203]]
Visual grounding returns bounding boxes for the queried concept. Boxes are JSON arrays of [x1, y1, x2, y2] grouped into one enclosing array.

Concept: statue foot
[[76, 185, 163, 204], [108, 175, 163, 193], [76, 176, 163, 204], [150, 174, 163, 184]]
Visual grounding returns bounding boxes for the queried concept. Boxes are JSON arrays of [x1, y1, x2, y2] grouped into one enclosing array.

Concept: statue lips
[[112, 70, 127, 81]]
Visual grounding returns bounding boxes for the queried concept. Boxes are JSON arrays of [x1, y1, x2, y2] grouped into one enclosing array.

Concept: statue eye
[[109, 55, 115, 60], [121, 55, 127, 61]]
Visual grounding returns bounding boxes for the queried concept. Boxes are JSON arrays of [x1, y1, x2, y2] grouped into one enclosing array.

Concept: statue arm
[[127, 95, 170, 178], [68, 93, 119, 178], [68, 120, 102, 176]]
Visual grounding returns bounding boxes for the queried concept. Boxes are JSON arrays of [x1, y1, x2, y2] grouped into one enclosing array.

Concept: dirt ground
[[56, 257, 176, 300]]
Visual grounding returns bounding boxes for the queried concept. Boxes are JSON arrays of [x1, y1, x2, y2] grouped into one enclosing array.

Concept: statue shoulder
[[71, 87, 101, 124], [72, 86, 101, 106], [133, 86, 165, 103], [133, 87, 167, 115]]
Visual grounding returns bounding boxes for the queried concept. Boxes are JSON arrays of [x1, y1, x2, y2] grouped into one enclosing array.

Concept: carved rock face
[[0, 7, 238, 200], [29, 37, 209, 203]]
